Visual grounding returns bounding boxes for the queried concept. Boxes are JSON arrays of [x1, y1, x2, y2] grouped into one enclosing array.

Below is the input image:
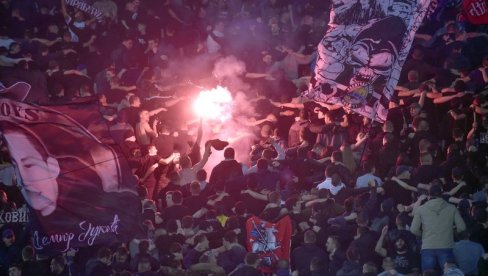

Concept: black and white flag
[[304, 0, 431, 122], [65, 0, 103, 20]]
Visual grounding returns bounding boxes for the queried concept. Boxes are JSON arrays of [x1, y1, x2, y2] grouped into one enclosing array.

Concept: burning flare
[[193, 86, 233, 122]]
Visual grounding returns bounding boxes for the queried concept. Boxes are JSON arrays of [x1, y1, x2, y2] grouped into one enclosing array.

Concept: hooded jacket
[[410, 198, 466, 249]]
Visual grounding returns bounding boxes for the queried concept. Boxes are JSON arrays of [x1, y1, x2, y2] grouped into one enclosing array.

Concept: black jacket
[[291, 243, 328, 276]]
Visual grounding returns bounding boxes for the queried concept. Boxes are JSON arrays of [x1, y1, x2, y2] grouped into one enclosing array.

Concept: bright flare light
[[193, 86, 233, 122]]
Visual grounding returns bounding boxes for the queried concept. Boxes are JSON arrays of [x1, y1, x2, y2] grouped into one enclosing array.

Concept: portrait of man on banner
[[0, 100, 143, 254]]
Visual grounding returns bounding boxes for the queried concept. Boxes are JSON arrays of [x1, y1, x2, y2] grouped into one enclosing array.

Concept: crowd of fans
[[0, 0, 488, 275]]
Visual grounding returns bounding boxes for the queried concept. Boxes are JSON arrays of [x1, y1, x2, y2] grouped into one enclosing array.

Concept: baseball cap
[[206, 139, 229, 151]]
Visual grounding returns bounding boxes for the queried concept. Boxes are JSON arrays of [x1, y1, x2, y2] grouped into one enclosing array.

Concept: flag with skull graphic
[[303, 0, 432, 122]]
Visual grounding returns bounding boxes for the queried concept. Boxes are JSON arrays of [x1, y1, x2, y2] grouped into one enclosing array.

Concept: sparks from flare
[[193, 86, 233, 122]]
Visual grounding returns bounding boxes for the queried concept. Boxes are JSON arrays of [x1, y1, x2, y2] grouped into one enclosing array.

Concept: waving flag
[[0, 81, 31, 102], [246, 215, 292, 273], [304, 0, 432, 122], [0, 98, 143, 254], [65, 0, 103, 20], [463, 0, 488, 24]]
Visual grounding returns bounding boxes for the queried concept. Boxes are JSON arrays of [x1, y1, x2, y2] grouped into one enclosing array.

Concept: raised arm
[[60, 0, 69, 19], [418, 90, 427, 108], [241, 189, 268, 201], [245, 72, 273, 79], [433, 92, 465, 104], [168, 7, 187, 25], [304, 197, 327, 208], [31, 37, 62, 47], [350, 133, 368, 151], [271, 139, 286, 160], [474, 105, 488, 115], [281, 46, 313, 64], [194, 119, 203, 148], [374, 225, 389, 257], [207, 192, 229, 206], [244, 114, 277, 126], [398, 89, 418, 97], [84, 16, 97, 26], [467, 122, 477, 141], [391, 176, 418, 192], [415, 33, 432, 41], [316, 101, 343, 110], [163, 96, 185, 108], [159, 152, 177, 165], [270, 99, 304, 109], [478, 67, 488, 83], [426, 91, 442, 99], [147, 107, 167, 117], [448, 109, 466, 121], [140, 163, 159, 183], [82, 35, 97, 48], [193, 142, 211, 171], [464, 32, 488, 39], [446, 180, 466, 196]]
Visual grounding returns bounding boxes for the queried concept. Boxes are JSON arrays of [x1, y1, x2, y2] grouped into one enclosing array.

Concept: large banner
[[303, 0, 432, 122], [246, 215, 292, 273], [0, 98, 143, 254]]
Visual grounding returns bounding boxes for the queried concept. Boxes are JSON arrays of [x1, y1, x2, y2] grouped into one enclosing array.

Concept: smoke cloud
[[198, 55, 263, 172]]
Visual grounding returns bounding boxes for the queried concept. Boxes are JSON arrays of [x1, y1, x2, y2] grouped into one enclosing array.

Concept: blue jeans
[[421, 248, 455, 272]]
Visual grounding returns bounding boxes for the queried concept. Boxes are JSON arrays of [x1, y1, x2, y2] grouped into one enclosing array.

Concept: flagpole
[[357, 101, 380, 167]]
